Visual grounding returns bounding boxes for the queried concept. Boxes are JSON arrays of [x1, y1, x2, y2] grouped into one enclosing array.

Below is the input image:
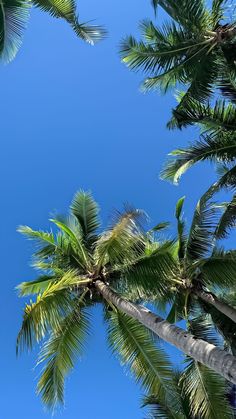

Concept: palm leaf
[[215, 195, 236, 239], [0, 0, 30, 62], [70, 190, 100, 245], [168, 99, 236, 132], [200, 249, 236, 288], [95, 208, 145, 268], [37, 301, 90, 408], [16, 270, 89, 352], [161, 131, 236, 184], [106, 309, 177, 406], [32, 0, 106, 44], [123, 244, 177, 298], [180, 357, 232, 418], [16, 275, 56, 296]]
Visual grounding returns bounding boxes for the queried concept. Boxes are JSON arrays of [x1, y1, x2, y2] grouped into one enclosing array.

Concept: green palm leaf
[[16, 270, 89, 352], [180, 358, 232, 418], [32, 0, 106, 44], [0, 0, 30, 62], [215, 195, 236, 239], [106, 309, 176, 405], [161, 132, 236, 184], [37, 301, 90, 408], [70, 190, 100, 245], [95, 208, 145, 268]]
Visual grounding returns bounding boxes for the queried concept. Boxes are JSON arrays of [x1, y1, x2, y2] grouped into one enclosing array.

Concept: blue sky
[[0, 0, 223, 418]]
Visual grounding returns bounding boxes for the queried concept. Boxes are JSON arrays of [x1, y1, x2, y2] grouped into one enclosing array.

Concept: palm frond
[[168, 99, 236, 132], [0, 0, 30, 62], [185, 188, 221, 261], [95, 208, 145, 268], [37, 301, 90, 408], [180, 357, 232, 419], [70, 190, 100, 245], [149, 0, 208, 30], [16, 270, 89, 353], [16, 275, 56, 296], [215, 194, 236, 239], [122, 243, 177, 299], [201, 249, 236, 288], [161, 131, 236, 184], [50, 218, 90, 268], [31, 0, 106, 44], [175, 196, 187, 260], [106, 309, 177, 406], [143, 392, 185, 419]]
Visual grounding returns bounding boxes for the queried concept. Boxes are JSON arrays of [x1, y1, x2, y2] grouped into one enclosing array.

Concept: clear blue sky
[[0, 1, 223, 418]]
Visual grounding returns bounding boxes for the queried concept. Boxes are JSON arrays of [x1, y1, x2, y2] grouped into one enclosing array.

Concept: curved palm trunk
[[193, 289, 236, 324], [95, 280, 236, 384]]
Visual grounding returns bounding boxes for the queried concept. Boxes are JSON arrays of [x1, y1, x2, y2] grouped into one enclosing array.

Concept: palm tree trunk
[[193, 289, 236, 324], [95, 280, 236, 384]]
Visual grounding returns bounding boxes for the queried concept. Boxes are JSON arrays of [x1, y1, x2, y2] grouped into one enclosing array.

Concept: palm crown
[[17, 190, 236, 412], [120, 0, 236, 117], [17, 190, 177, 409]]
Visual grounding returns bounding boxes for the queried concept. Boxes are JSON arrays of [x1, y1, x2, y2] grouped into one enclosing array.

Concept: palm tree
[[146, 312, 236, 419], [0, 0, 106, 62], [17, 190, 236, 409], [120, 0, 236, 115], [128, 190, 236, 327], [143, 314, 236, 418]]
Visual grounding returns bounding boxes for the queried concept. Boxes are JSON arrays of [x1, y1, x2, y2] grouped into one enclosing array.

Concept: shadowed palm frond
[[122, 241, 177, 299], [0, 0, 30, 62], [161, 131, 236, 184], [200, 249, 236, 288], [168, 99, 236, 131], [215, 195, 236, 239]]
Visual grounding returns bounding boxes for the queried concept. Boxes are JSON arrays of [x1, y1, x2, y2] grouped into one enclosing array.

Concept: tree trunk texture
[[194, 288, 236, 324], [95, 280, 236, 384]]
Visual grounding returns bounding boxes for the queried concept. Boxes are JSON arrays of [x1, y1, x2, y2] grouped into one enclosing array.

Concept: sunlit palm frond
[[50, 218, 90, 268], [37, 301, 90, 408], [95, 208, 145, 268], [180, 357, 232, 419], [16, 275, 56, 296], [185, 189, 221, 261], [16, 270, 89, 353], [0, 0, 30, 62], [70, 190, 100, 245], [31, 0, 106, 44]]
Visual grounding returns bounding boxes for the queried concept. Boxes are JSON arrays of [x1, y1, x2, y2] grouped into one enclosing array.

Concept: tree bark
[[194, 288, 236, 324], [95, 280, 236, 384]]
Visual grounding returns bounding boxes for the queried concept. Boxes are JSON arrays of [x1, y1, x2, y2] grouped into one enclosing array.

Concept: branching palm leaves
[[17, 190, 178, 409], [120, 0, 236, 116], [0, 0, 106, 62]]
